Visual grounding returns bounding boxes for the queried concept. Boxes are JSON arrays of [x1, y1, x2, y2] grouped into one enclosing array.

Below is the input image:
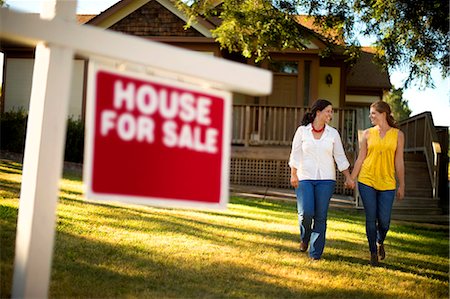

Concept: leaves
[[383, 87, 412, 122], [176, 0, 449, 88]]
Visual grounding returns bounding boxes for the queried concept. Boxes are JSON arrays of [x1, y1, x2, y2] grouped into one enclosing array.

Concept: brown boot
[[377, 243, 385, 260], [300, 241, 308, 252], [370, 253, 379, 266]]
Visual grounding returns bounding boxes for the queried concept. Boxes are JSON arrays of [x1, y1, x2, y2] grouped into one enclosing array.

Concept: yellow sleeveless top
[[358, 127, 398, 190]]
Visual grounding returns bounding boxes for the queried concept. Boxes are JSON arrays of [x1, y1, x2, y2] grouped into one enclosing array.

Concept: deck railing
[[232, 104, 357, 151], [399, 112, 442, 198]]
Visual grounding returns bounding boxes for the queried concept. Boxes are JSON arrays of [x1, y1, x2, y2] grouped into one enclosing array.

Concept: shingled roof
[[347, 48, 391, 90]]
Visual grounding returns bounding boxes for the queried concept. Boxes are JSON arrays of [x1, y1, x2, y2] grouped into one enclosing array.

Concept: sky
[[2, 0, 450, 127]]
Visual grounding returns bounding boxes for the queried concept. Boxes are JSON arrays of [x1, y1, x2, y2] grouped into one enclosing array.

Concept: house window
[[269, 61, 298, 74]]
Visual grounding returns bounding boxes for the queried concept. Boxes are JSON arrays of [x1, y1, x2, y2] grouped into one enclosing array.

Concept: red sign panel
[[84, 63, 231, 209]]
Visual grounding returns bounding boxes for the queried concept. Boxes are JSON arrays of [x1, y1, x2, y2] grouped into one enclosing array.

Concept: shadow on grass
[[0, 203, 375, 298], [56, 195, 450, 285], [0, 160, 23, 172], [1, 159, 448, 298], [2, 196, 449, 298], [0, 181, 22, 197], [58, 197, 299, 254]]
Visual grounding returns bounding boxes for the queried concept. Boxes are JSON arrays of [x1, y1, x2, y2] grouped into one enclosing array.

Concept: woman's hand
[[396, 184, 405, 200], [290, 174, 299, 189]]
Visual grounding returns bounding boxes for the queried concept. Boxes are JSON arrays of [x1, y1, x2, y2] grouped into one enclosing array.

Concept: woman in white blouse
[[289, 99, 354, 260]]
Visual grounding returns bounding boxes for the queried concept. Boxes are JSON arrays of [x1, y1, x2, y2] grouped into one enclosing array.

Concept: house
[[1, 0, 447, 216]]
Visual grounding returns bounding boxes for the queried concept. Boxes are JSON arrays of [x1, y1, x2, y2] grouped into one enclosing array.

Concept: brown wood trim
[[147, 36, 216, 43], [297, 59, 304, 106], [81, 59, 88, 122], [344, 102, 372, 107], [339, 65, 347, 108]]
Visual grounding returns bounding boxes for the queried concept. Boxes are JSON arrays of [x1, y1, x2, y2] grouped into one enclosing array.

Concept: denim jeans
[[358, 182, 396, 254], [295, 180, 336, 259]]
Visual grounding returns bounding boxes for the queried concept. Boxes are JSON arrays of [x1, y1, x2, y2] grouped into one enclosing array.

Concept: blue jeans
[[358, 182, 395, 254], [295, 180, 336, 259]]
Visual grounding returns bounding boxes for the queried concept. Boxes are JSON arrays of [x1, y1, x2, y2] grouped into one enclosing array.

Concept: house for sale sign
[[84, 63, 231, 209]]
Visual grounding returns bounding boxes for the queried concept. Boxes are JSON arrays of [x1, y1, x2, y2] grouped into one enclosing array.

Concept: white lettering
[[114, 81, 135, 110], [197, 97, 212, 125], [179, 93, 195, 122], [101, 110, 117, 136], [136, 117, 155, 142], [106, 79, 218, 151], [117, 113, 136, 141], [159, 90, 178, 119], [205, 128, 218, 153], [162, 120, 177, 147], [162, 122, 218, 154], [178, 124, 194, 149], [136, 85, 158, 115]]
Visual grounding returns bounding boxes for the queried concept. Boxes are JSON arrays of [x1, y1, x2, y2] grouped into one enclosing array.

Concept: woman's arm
[[331, 130, 354, 188], [350, 130, 369, 181], [395, 130, 405, 200], [290, 167, 299, 188], [289, 127, 303, 188]]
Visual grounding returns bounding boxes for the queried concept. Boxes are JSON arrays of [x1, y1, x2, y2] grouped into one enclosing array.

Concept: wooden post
[[12, 1, 76, 298]]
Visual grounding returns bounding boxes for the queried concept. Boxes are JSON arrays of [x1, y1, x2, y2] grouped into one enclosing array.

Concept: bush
[[0, 110, 85, 164], [64, 117, 84, 163], [0, 108, 28, 153]]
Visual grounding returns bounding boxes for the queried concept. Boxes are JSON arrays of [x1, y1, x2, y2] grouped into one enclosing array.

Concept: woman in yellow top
[[351, 100, 405, 266]]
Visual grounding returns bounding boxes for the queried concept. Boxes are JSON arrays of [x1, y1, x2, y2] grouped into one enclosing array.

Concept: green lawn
[[1, 159, 448, 298]]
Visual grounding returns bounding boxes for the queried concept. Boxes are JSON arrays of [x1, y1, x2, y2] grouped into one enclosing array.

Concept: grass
[[1, 159, 449, 298]]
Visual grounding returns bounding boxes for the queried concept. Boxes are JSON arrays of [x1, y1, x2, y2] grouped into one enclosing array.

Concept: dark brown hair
[[301, 99, 333, 126], [371, 100, 398, 128]]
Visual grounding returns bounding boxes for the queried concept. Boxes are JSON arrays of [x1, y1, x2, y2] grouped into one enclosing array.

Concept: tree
[[177, 0, 449, 88], [383, 87, 412, 122]]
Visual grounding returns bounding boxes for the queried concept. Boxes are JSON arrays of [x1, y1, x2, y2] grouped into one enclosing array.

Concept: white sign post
[[11, 2, 76, 298], [0, 1, 272, 297]]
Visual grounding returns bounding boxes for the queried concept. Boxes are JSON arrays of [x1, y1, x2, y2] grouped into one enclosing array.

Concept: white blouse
[[289, 124, 350, 181]]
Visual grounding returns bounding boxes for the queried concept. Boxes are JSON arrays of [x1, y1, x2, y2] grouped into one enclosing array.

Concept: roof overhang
[[86, 0, 214, 38]]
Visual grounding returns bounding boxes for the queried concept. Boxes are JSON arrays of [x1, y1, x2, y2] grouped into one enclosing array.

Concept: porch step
[[393, 196, 440, 208], [391, 213, 449, 224], [404, 153, 427, 162], [404, 187, 433, 198], [392, 206, 444, 215]]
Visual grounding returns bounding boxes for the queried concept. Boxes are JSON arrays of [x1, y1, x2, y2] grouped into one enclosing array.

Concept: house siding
[[3, 58, 85, 118], [109, 1, 203, 37]]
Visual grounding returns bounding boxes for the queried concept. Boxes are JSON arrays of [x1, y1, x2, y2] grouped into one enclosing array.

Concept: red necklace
[[312, 124, 325, 133]]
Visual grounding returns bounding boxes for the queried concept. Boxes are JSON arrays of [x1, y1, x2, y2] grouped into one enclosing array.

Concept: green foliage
[[383, 87, 412, 122], [177, 0, 312, 62], [177, 0, 449, 87], [0, 111, 85, 163], [0, 108, 27, 153], [64, 117, 84, 163]]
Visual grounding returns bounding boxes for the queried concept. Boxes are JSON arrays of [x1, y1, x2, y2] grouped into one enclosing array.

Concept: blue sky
[[3, 0, 450, 127]]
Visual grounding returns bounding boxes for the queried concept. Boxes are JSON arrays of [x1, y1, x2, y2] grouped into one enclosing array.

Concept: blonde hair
[[371, 100, 398, 128]]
